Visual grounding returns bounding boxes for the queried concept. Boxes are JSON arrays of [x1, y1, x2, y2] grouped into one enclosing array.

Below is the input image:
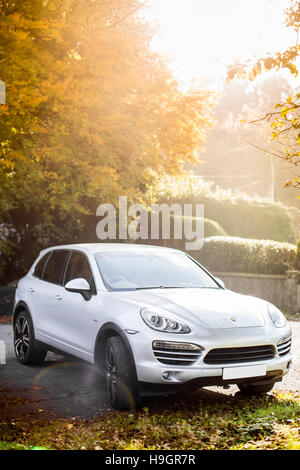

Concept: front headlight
[[268, 304, 287, 328], [140, 308, 191, 333]]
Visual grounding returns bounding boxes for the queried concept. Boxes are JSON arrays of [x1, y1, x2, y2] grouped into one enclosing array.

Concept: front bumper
[[127, 325, 292, 388], [136, 355, 291, 388]]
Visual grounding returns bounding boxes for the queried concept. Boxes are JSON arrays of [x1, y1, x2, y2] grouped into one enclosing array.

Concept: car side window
[[33, 253, 51, 279], [64, 251, 95, 291], [42, 250, 69, 285]]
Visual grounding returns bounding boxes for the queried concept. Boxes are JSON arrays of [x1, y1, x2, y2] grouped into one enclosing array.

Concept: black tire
[[14, 310, 47, 365], [237, 381, 275, 395], [105, 336, 141, 410]]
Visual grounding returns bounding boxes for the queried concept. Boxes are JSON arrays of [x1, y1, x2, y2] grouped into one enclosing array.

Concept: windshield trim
[[185, 253, 224, 289]]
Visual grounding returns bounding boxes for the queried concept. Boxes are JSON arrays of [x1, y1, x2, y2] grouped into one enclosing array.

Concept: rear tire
[[237, 381, 275, 395], [14, 310, 47, 365], [105, 336, 141, 410]]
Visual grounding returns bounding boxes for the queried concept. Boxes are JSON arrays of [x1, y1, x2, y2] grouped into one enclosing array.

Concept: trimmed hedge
[[160, 195, 296, 243], [164, 213, 227, 238], [153, 176, 298, 243], [170, 214, 227, 239], [200, 196, 296, 243], [135, 212, 227, 250], [192, 236, 296, 275], [203, 217, 227, 238]]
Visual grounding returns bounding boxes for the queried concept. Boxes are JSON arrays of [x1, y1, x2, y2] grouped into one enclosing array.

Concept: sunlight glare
[[147, 0, 296, 87]]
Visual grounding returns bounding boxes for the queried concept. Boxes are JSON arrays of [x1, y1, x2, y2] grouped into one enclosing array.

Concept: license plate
[[223, 364, 266, 380]]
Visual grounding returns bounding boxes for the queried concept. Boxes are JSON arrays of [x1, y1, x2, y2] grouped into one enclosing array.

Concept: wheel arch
[[13, 301, 31, 324], [13, 301, 47, 363], [94, 322, 138, 382], [13, 301, 39, 342]]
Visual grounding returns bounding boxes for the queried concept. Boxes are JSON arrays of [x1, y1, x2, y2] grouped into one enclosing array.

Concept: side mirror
[[65, 278, 92, 300], [215, 277, 225, 289]]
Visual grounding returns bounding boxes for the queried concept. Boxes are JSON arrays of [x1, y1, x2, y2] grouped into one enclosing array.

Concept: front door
[[51, 250, 99, 362]]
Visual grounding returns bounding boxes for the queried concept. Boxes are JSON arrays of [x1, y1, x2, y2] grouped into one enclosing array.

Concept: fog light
[[162, 371, 170, 380]]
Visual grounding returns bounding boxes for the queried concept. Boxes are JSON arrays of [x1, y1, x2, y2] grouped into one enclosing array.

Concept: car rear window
[[33, 253, 51, 279]]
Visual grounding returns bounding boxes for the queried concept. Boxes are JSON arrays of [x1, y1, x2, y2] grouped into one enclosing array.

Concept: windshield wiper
[[135, 286, 189, 290], [134, 285, 220, 290]]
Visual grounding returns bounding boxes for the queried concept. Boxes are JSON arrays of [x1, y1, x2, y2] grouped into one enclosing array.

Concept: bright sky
[[146, 0, 298, 89]]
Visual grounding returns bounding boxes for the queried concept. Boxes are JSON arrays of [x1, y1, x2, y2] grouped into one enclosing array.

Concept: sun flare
[[147, 0, 296, 87]]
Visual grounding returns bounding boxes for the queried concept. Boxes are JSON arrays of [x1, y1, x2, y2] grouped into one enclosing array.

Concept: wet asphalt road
[[0, 323, 109, 419], [0, 322, 299, 419]]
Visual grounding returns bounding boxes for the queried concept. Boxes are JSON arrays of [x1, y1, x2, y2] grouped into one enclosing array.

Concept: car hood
[[115, 288, 267, 329]]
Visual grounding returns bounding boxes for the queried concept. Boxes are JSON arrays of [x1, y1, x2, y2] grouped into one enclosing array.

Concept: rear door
[[31, 250, 70, 348], [27, 251, 51, 328]]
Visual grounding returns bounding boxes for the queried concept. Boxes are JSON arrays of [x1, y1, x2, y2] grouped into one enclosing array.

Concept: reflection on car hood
[[116, 288, 267, 329]]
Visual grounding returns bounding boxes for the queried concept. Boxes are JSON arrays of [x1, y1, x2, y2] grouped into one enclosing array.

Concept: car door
[[27, 251, 52, 332], [31, 249, 70, 348], [52, 250, 99, 362]]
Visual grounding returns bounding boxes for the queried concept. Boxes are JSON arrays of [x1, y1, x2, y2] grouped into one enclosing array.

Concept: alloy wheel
[[105, 342, 118, 404], [14, 315, 30, 360]]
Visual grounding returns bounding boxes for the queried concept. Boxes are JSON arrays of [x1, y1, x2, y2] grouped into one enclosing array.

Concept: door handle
[[55, 294, 63, 300], [29, 287, 35, 293]]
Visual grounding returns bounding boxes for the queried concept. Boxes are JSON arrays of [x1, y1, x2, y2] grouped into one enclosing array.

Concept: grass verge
[[0, 391, 299, 450]]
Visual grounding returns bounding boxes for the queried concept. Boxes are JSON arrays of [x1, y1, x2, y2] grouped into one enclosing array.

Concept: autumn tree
[[0, 0, 213, 282], [227, 0, 300, 193]]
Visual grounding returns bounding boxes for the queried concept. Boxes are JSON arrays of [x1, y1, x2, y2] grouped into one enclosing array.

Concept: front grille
[[152, 344, 203, 366], [277, 336, 292, 357], [204, 345, 275, 365]]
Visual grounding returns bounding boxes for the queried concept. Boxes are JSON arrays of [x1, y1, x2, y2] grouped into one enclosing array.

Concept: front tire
[[237, 381, 275, 395], [105, 336, 140, 410], [14, 310, 47, 365]]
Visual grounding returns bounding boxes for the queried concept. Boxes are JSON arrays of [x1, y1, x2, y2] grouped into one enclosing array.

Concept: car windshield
[[94, 250, 220, 291]]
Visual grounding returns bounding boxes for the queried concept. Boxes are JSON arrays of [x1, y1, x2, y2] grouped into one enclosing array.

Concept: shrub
[[151, 176, 298, 243], [191, 236, 296, 275], [137, 212, 227, 251], [198, 196, 295, 243], [169, 213, 227, 238], [203, 217, 227, 237]]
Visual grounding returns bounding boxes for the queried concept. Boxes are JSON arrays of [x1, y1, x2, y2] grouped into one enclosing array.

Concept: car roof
[[40, 243, 181, 256]]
